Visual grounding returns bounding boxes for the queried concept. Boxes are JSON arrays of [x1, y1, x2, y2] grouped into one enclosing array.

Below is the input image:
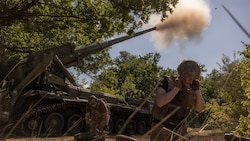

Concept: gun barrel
[[75, 27, 156, 57], [222, 5, 250, 39]]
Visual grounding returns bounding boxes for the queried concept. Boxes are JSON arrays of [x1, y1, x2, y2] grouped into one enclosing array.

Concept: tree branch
[[0, 0, 39, 26]]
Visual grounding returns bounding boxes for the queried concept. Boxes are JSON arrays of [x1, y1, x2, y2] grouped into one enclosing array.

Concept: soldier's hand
[[190, 80, 199, 90], [85, 118, 91, 124], [175, 77, 183, 89]]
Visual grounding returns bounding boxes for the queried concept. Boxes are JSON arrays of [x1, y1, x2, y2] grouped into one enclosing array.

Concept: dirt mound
[[187, 128, 225, 141]]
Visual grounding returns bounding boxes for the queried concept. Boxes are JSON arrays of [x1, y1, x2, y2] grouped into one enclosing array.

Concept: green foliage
[[89, 69, 119, 95], [75, 49, 114, 76], [202, 54, 248, 132], [201, 69, 220, 101], [206, 99, 236, 130], [0, 0, 178, 57], [0, 0, 178, 78], [236, 43, 250, 136], [90, 51, 165, 98]]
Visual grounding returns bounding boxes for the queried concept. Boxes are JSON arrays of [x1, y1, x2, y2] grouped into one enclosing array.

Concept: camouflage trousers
[[88, 115, 110, 136]]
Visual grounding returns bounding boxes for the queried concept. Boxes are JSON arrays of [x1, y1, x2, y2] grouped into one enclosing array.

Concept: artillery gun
[[0, 27, 156, 137]]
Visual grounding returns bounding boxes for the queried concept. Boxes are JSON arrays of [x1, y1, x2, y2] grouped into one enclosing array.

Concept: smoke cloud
[[147, 0, 211, 50]]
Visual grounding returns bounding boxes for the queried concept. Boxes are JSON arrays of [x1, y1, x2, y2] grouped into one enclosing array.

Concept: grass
[[5, 129, 226, 141], [6, 136, 73, 141]]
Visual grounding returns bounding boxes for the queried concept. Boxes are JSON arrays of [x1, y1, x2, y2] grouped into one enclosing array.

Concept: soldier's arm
[[194, 90, 205, 113], [155, 76, 181, 108], [190, 80, 205, 113], [85, 105, 91, 123], [100, 101, 109, 124], [155, 86, 180, 108], [85, 112, 91, 123]]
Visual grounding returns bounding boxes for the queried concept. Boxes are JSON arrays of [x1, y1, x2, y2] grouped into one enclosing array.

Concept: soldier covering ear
[[151, 60, 205, 141]]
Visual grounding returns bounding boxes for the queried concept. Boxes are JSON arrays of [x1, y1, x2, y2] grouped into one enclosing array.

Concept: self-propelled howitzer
[[0, 27, 156, 137]]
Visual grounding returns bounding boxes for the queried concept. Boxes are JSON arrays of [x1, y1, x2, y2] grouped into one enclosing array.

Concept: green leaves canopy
[[0, 0, 178, 58], [90, 51, 164, 98], [203, 52, 249, 136], [236, 43, 250, 136]]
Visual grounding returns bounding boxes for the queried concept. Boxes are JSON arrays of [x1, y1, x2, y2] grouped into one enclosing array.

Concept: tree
[[90, 51, 165, 98], [0, 0, 178, 58], [204, 54, 247, 131], [0, 0, 179, 83], [202, 69, 221, 101], [236, 43, 250, 136]]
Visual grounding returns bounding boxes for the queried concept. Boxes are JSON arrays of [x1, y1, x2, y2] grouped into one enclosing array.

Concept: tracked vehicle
[[0, 27, 156, 137]]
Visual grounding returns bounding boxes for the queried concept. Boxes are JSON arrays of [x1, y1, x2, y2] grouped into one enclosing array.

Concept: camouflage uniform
[[74, 95, 110, 141], [85, 95, 110, 137]]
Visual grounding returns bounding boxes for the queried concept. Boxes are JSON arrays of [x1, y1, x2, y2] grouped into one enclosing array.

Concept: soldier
[[85, 95, 110, 138], [150, 60, 205, 141]]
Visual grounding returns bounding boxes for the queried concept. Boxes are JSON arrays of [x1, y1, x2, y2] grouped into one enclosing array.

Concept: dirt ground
[[5, 129, 226, 141]]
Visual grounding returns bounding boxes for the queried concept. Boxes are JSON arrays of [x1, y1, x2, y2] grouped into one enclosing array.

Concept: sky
[[109, 0, 250, 76]]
